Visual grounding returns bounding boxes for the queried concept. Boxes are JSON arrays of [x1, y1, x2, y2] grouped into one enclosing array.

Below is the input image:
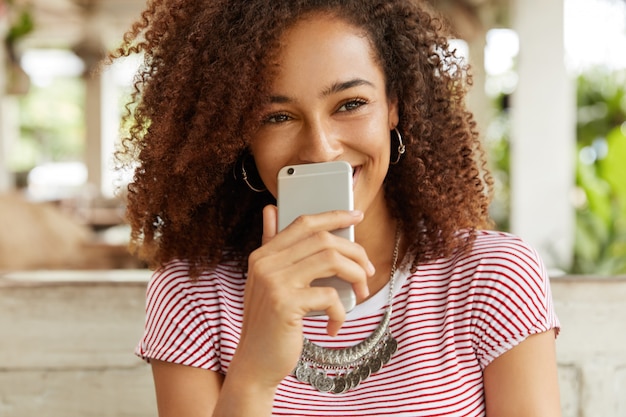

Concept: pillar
[[510, 0, 576, 272], [76, 37, 107, 196]]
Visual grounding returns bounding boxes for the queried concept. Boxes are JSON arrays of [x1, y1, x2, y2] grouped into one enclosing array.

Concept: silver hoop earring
[[238, 152, 267, 193], [390, 128, 406, 165]]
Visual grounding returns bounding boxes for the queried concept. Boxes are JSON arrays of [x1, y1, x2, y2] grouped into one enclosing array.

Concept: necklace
[[293, 226, 402, 394]]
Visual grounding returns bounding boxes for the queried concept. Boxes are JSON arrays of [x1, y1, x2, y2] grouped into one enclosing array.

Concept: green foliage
[[486, 96, 512, 232], [10, 77, 85, 171], [572, 69, 626, 275], [486, 69, 626, 275], [3, 0, 34, 41], [5, 8, 34, 45]]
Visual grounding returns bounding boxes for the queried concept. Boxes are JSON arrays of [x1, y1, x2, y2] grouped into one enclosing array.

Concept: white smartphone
[[277, 160, 356, 315]]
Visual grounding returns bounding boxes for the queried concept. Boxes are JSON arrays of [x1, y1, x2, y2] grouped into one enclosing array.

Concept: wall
[[1, 271, 625, 417], [0, 271, 156, 417], [553, 276, 626, 417]]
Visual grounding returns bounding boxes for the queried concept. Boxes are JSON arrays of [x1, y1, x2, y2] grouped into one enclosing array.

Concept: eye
[[263, 112, 292, 124], [337, 98, 368, 112]]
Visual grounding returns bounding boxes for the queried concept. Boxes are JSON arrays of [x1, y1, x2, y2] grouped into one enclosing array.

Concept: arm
[[483, 330, 561, 417], [151, 360, 223, 417], [152, 359, 277, 417], [149, 206, 372, 417]]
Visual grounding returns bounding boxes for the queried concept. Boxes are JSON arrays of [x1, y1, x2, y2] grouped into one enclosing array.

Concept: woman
[[113, 0, 561, 415]]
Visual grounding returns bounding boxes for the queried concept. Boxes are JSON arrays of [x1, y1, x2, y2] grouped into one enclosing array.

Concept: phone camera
[[287, 167, 295, 175]]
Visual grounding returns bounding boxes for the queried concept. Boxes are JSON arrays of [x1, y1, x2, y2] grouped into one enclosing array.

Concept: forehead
[[268, 14, 384, 89]]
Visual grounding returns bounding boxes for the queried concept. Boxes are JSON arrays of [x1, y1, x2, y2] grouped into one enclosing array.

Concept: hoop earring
[[236, 152, 267, 192], [390, 128, 406, 165]]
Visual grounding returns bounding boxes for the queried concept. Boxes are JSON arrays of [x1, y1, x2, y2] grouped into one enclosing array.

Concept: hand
[[230, 205, 373, 390]]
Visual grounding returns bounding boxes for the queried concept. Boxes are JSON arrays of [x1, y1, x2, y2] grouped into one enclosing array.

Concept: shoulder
[[414, 230, 554, 320], [469, 230, 542, 263], [457, 230, 547, 284], [456, 230, 555, 326], [138, 259, 245, 369], [149, 259, 246, 288], [146, 259, 246, 311], [414, 230, 547, 290], [453, 231, 560, 366], [403, 230, 546, 290]]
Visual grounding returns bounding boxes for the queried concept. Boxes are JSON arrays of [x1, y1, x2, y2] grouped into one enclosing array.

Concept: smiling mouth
[[351, 165, 360, 188]]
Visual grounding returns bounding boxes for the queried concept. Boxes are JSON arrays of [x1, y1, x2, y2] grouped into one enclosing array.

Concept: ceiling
[[11, 0, 146, 52], [12, 0, 509, 56]]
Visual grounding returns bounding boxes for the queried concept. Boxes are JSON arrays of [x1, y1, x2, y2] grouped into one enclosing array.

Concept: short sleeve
[[469, 233, 560, 369], [135, 262, 223, 371]]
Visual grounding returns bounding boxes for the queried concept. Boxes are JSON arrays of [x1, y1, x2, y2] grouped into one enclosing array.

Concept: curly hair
[[111, 0, 494, 275]]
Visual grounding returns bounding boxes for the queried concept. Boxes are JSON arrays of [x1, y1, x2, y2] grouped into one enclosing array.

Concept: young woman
[[113, 0, 561, 415]]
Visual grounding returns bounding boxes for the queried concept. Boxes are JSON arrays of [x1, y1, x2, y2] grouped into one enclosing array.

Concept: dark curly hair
[[111, 0, 494, 275]]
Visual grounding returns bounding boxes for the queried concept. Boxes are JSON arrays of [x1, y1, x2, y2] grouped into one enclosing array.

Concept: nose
[[297, 120, 343, 163]]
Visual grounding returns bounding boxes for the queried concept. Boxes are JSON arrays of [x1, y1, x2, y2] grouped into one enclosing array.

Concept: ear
[[387, 95, 399, 129]]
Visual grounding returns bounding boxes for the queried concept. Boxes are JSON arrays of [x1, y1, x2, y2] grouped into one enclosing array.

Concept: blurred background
[[0, 0, 145, 271], [0, 0, 625, 416], [0, 0, 624, 274]]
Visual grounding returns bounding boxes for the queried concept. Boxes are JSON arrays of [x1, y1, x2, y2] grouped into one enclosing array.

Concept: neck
[[355, 204, 400, 300]]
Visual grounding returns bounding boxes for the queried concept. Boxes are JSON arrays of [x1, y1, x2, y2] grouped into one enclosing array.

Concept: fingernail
[[349, 210, 363, 217]]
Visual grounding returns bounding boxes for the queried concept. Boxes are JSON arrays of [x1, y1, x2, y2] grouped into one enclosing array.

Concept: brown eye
[[264, 113, 292, 124], [338, 98, 367, 112]]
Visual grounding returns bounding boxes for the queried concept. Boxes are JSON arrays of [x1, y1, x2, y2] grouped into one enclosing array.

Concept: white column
[[466, 33, 493, 138], [510, 0, 576, 272], [84, 69, 103, 194], [100, 66, 120, 198]]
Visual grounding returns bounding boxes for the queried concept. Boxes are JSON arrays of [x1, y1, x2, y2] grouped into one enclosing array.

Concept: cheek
[[250, 144, 284, 195], [350, 119, 391, 157]]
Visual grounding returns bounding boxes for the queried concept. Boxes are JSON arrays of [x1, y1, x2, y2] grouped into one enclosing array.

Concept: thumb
[[262, 204, 278, 245]]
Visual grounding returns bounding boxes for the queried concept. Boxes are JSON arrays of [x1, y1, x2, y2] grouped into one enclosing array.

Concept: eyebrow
[[268, 78, 375, 104], [321, 78, 375, 96]]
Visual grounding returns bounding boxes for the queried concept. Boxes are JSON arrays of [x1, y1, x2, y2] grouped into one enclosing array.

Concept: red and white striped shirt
[[137, 230, 560, 416]]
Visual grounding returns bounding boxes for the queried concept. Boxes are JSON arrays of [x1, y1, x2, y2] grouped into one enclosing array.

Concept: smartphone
[[277, 160, 356, 315]]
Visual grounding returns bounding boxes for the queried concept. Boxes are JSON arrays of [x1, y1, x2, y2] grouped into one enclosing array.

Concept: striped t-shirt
[[136, 230, 560, 416]]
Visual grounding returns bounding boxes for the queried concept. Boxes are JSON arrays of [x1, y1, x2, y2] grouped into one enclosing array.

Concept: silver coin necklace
[[293, 226, 402, 394]]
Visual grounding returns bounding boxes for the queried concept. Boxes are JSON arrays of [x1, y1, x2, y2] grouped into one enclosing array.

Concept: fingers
[[289, 286, 347, 337], [253, 205, 373, 334], [281, 245, 371, 301], [263, 206, 363, 248], [252, 229, 372, 302], [249, 244, 370, 330], [261, 208, 374, 291], [284, 209, 365, 246], [294, 287, 347, 337], [262, 205, 278, 244]]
